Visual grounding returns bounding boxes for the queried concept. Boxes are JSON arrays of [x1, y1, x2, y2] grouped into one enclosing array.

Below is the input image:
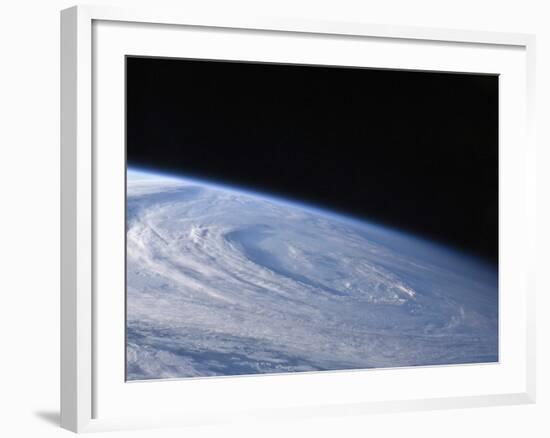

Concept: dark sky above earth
[[126, 56, 499, 265]]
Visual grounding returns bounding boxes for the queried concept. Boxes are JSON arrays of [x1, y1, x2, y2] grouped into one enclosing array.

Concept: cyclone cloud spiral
[[126, 169, 498, 380]]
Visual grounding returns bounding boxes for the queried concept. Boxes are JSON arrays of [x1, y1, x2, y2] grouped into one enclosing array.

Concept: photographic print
[[125, 57, 498, 381]]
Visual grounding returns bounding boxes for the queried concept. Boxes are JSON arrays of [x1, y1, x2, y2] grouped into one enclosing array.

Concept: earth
[[126, 169, 498, 380]]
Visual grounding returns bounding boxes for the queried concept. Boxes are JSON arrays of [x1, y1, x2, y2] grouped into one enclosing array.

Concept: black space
[[126, 56, 498, 265]]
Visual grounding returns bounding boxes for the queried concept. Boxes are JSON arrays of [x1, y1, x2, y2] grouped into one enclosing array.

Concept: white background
[[0, 1, 547, 437]]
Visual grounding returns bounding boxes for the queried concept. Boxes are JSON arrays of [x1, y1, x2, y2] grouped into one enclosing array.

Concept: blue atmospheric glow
[[126, 166, 494, 271]]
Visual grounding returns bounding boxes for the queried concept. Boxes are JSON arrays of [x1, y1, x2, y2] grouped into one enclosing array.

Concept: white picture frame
[[60, 4, 536, 433]]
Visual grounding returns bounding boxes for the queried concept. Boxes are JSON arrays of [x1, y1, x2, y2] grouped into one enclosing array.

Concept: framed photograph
[[61, 5, 536, 433]]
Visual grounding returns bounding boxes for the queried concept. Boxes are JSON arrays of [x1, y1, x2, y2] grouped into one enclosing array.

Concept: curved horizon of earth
[[126, 168, 498, 380]]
